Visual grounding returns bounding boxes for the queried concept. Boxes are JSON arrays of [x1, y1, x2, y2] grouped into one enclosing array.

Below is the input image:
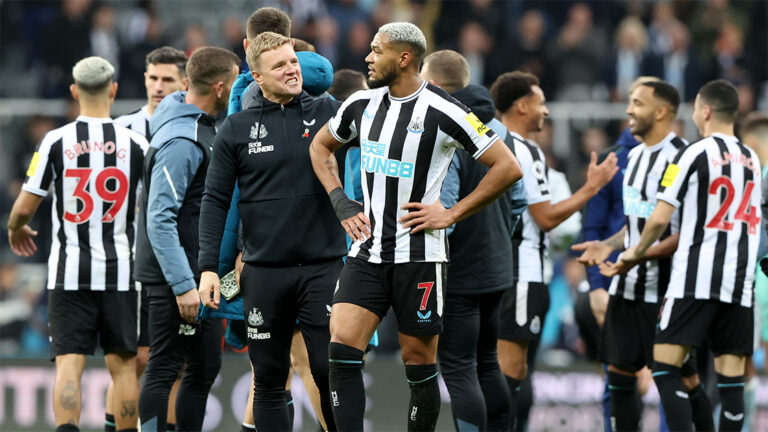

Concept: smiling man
[[309, 22, 522, 431], [197, 32, 346, 431]]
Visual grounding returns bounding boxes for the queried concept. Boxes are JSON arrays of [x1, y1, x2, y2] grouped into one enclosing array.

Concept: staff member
[[197, 32, 345, 432], [135, 46, 240, 432]]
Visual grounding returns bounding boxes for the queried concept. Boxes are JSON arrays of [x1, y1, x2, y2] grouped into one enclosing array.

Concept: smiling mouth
[[286, 77, 298, 85]]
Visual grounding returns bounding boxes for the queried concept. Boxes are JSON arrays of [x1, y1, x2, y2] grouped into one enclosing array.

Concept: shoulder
[[114, 107, 142, 124], [114, 123, 149, 149], [423, 84, 469, 113]]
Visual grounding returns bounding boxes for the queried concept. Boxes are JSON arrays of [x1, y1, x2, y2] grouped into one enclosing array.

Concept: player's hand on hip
[[198, 271, 220, 310], [341, 212, 371, 242], [572, 240, 612, 266], [8, 225, 38, 257], [585, 151, 619, 191], [176, 288, 200, 323], [399, 201, 454, 234]]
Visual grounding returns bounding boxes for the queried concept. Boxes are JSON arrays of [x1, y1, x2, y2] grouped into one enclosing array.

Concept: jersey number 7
[[705, 177, 760, 235], [64, 167, 129, 224]]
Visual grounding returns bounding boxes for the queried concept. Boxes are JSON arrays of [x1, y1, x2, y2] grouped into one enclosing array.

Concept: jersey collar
[[76, 115, 113, 123], [642, 131, 676, 152], [388, 80, 427, 103]]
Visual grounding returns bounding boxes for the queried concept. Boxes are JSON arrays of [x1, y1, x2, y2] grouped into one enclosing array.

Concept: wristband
[[329, 187, 363, 221]]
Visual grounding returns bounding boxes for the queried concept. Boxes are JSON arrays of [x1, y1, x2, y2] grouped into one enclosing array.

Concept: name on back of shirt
[[64, 140, 127, 160]]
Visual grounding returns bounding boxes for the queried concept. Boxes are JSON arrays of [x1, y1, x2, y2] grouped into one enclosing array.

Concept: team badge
[[250, 122, 268, 140], [248, 308, 264, 327]]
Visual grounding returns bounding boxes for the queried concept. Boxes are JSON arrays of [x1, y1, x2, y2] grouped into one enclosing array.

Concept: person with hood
[[420, 49, 526, 431], [134, 46, 240, 432], [197, 32, 345, 432]]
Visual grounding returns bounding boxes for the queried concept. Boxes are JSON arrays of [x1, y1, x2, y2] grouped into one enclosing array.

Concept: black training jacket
[[198, 90, 347, 271]]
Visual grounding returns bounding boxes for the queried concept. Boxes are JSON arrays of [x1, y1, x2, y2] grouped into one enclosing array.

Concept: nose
[[543, 105, 550, 117], [365, 52, 373, 64]]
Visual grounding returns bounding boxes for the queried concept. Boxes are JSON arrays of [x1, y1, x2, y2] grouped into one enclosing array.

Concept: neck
[[641, 123, 673, 147], [146, 103, 155, 116], [185, 91, 219, 117], [388, 71, 422, 98], [78, 100, 112, 118], [704, 121, 734, 138], [261, 89, 295, 106], [500, 113, 531, 139], [756, 148, 768, 167]]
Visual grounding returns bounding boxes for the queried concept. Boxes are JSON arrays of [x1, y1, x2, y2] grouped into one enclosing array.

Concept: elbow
[[504, 157, 523, 186]]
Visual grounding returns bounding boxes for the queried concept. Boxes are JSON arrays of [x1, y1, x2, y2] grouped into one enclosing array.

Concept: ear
[[243, 38, 249, 51], [69, 84, 79, 101], [251, 69, 262, 86], [182, 77, 190, 91], [399, 51, 412, 69], [655, 105, 667, 122], [515, 98, 528, 115], [703, 104, 712, 122], [109, 82, 118, 99], [213, 81, 225, 99]]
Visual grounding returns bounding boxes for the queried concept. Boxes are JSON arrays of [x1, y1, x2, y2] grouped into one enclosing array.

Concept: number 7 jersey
[[23, 116, 149, 291], [657, 133, 761, 306]]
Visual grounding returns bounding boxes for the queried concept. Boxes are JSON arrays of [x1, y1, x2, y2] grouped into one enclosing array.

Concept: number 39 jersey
[[23, 116, 149, 291], [657, 133, 761, 306]]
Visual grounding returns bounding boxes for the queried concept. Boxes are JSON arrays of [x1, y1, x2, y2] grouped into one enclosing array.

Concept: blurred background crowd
[[0, 0, 766, 367]]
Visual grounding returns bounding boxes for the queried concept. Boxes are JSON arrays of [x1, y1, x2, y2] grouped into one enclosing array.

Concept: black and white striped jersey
[[114, 105, 151, 141], [509, 132, 549, 283], [657, 133, 761, 307], [610, 132, 686, 303], [22, 116, 149, 291], [328, 82, 497, 263]]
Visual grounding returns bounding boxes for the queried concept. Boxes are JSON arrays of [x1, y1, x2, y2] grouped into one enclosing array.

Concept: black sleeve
[[198, 118, 239, 273]]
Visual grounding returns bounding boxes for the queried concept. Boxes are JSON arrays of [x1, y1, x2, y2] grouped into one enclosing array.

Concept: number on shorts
[[417, 282, 434, 311]]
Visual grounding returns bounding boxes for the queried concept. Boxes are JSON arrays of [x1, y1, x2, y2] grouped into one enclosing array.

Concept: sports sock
[[607, 371, 640, 431], [55, 424, 80, 432], [716, 374, 745, 432], [505, 375, 521, 430], [514, 375, 533, 431], [405, 364, 441, 432], [652, 362, 693, 431], [104, 413, 116, 432], [687, 384, 714, 431], [284, 390, 294, 431], [329, 342, 366, 431], [240, 423, 256, 432]]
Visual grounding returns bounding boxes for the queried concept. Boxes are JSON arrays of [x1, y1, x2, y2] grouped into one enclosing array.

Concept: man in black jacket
[[197, 32, 345, 432], [421, 49, 520, 432]]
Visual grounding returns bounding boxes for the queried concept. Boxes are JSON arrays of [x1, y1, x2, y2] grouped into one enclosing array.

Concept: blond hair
[[246, 31, 292, 71]]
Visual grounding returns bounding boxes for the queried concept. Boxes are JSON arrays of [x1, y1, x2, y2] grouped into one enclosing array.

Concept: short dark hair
[[698, 79, 739, 123], [145, 46, 188, 77], [246, 7, 291, 39], [328, 69, 366, 101], [293, 38, 316, 53], [490, 71, 540, 114], [186, 47, 239, 93], [738, 112, 768, 139], [422, 50, 469, 94], [641, 81, 680, 113]]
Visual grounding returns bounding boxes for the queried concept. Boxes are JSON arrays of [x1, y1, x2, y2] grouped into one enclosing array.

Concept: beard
[[368, 63, 397, 89], [629, 115, 653, 137]]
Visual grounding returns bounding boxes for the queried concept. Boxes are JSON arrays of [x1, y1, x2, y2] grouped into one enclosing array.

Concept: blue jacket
[[134, 91, 215, 295], [583, 128, 639, 291]]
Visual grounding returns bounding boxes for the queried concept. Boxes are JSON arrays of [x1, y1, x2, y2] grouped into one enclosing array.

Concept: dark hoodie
[[134, 91, 216, 294], [198, 89, 347, 270], [442, 84, 520, 294]]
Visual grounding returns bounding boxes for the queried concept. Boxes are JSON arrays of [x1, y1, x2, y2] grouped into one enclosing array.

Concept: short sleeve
[[438, 102, 497, 159], [22, 131, 59, 196], [328, 91, 367, 144], [656, 145, 700, 208], [515, 140, 551, 205]]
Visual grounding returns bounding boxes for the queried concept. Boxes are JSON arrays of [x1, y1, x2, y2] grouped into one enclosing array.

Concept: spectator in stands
[[313, 15, 339, 67], [457, 21, 492, 86], [90, 4, 119, 78], [661, 21, 702, 102], [547, 3, 608, 101], [41, 0, 93, 98], [119, 15, 168, 98], [604, 17, 663, 102], [183, 22, 207, 56], [222, 14, 246, 68], [335, 20, 371, 74]]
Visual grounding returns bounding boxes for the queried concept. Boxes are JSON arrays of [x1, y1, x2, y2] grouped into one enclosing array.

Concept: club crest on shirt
[[248, 308, 264, 327], [407, 116, 424, 133], [250, 122, 268, 140]]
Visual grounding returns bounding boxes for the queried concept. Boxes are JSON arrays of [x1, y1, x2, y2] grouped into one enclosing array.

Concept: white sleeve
[[22, 131, 59, 196]]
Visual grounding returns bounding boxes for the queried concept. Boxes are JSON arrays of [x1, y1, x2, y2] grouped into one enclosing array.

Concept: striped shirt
[[114, 105, 151, 141], [22, 116, 149, 291], [328, 82, 497, 263], [657, 133, 761, 306], [510, 132, 549, 283], [610, 132, 686, 302]]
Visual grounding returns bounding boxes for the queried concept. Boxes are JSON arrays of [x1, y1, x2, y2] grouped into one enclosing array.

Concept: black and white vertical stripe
[[509, 132, 550, 284], [328, 82, 497, 263], [610, 133, 686, 303], [114, 105, 152, 142], [656, 133, 760, 307], [22, 117, 149, 291]]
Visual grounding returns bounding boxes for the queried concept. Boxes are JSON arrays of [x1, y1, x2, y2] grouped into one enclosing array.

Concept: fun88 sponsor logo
[[361, 139, 414, 179]]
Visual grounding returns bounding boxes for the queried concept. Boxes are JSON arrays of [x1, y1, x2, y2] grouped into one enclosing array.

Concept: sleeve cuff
[[171, 278, 197, 296], [328, 124, 352, 144], [656, 194, 680, 208], [21, 184, 48, 197]]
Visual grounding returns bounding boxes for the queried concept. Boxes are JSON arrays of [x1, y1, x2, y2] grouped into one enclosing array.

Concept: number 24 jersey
[[657, 133, 761, 306]]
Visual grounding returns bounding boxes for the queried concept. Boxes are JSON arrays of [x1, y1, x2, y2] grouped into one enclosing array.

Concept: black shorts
[[48, 289, 138, 358], [599, 295, 659, 371], [334, 257, 446, 336], [656, 297, 754, 356], [138, 286, 150, 347], [498, 281, 550, 342]]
